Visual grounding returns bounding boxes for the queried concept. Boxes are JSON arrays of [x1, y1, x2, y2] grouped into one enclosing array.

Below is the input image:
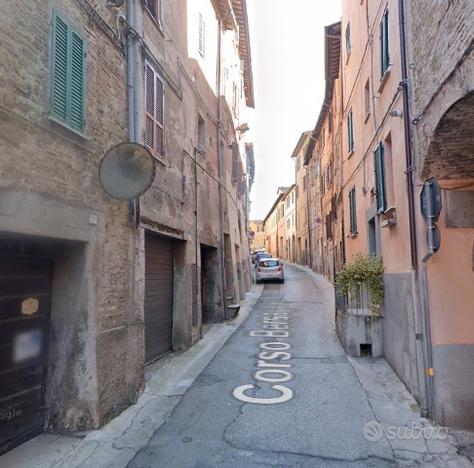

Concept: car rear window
[[259, 260, 280, 267]]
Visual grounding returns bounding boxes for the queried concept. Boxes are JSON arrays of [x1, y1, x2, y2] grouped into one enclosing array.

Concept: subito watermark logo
[[363, 419, 449, 442]]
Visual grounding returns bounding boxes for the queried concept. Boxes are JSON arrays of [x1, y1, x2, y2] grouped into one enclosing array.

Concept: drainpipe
[[398, 0, 434, 418], [305, 165, 313, 268], [126, 0, 140, 226], [216, 18, 227, 320]]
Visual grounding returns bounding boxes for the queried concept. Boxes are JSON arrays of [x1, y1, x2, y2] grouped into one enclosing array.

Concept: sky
[[247, 0, 341, 220]]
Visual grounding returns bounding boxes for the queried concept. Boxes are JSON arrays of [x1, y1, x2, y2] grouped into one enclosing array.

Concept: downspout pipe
[[216, 18, 227, 321], [126, 0, 140, 226], [398, 0, 434, 418], [305, 165, 313, 268]]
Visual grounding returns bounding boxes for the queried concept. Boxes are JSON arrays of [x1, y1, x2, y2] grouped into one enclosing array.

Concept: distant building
[[291, 131, 312, 266], [249, 220, 265, 251], [305, 22, 343, 281], [263, 187, 290, 259]]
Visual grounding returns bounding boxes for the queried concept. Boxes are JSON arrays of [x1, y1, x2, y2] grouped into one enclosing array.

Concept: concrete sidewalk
[[285, 261, 474, 467], [0, 285, 264, 468]]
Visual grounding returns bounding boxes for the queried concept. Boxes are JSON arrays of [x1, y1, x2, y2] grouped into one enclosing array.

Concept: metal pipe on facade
[[398, 0, 434, 418], [126, 0, 140, 226], [216, 18, 227, 321]]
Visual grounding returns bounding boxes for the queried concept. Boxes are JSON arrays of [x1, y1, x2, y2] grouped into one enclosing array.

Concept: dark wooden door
[[144, 234, 173, 363], [0, 256, 52, 455]]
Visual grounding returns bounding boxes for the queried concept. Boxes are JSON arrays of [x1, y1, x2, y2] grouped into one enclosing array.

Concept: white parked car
[[255, 258, 284, 283]]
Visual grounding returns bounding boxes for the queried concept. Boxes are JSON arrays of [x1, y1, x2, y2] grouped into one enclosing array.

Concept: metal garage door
[[0, 256, 52, 455], [144, 234, 174, 363]]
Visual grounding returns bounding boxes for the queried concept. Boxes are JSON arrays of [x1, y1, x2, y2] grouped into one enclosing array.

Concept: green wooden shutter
[[69, 31, 86, 131], [347, 110, 354, 152], [380, 10, 389, 76], [349, 187, 357, 234], [51, 12, 86, 133], [51, 14, 68, 121], [374, 143, 387, 213]]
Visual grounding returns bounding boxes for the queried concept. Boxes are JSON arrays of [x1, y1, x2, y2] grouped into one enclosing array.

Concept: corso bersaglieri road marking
[[232, 306, 294, 404]]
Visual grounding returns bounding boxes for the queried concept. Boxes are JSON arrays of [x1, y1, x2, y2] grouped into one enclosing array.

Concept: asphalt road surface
[[128, 265, 396, 468]]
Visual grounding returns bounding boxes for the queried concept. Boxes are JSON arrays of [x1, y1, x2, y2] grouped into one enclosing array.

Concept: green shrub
[[336, 254, 384, 310]]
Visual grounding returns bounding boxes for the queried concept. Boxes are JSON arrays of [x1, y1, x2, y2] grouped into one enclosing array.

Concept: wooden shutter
[[380, 10, 389, 76], [349, 187, 357, 234], [198, 13, 205, 56], [70, 31, 85, 131], [231, 143, 238, 183], [51, 13, 85, 132], [51, 15, 68, 121], [347, 110, 354, 152], [374, 143, 387, 213], [144, 62, 165, 158]]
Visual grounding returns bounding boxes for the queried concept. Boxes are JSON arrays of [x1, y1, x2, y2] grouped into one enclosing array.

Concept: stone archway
[[422, 91, 474, 180]]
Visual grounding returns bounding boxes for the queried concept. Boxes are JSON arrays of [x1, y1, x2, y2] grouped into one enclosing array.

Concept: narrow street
[[126, 265, 411, 467]]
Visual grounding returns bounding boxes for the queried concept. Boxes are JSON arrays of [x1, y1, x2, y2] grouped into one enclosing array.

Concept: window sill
[[364, 111, 371, 123], [144, 6, 164, 37], [378, 66, 391, 93], [49, 116, 88, 140]]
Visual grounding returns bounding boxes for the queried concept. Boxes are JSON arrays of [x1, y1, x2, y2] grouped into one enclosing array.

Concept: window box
[[380, 206, 397, 228]]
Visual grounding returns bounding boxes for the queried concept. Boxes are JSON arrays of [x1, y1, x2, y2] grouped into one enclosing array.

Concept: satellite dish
[[99, 142, 156, 200]]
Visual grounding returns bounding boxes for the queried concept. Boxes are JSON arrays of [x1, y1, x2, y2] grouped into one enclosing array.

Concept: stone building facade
[[283, 185, 296, 262], [338, 0, 422, 402], [405, 0, 474, 430], [304, 22, 343, 282], [291, 131, 312, 266], [249, 220, 265, 251], [263, 187, 289, 258], [0, 0, 254, 455], [0, 0, 141, 451]]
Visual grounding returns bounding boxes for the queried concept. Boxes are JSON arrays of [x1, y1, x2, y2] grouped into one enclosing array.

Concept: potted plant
[[336, 254, 384, 315], [335, 254, 384, 357]]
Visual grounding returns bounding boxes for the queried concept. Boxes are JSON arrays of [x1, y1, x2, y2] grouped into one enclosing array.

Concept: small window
[[144, 0, 163, 28], [197, 114, 205, 152], [231, 143, 238, 182], [364, 79, 370, 118], [374, 142, 387, 213], [345, 23, 351, 54], [198, 12, 205, 57], [347, 110, 354, 153], [51, 12, 86, 133], [380, 9, 389, 76], [349, 186, 358, 234], [144, 61, 165, 158]]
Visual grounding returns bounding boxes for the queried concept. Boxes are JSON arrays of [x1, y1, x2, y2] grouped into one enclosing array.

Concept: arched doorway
[[421, 91, 474, 430]]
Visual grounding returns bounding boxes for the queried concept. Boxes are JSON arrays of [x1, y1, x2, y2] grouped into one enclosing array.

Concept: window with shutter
[[374, 143, 387, 213], [347, 110, 354, 153], [198, 12, 205, 57], [345, 23, 351, 54], [145, 0, 163, 28], [349, 186, 357, 235], [231, 143, 239, 183], [144, 61, 165, 158], [380, 10, 389, 77], [51, 12, 86, 133]]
